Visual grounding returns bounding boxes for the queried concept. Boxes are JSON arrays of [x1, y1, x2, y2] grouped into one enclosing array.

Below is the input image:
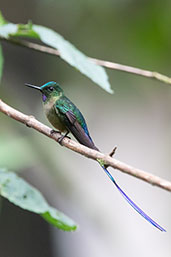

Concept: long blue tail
[[100, 165, 165, 232]]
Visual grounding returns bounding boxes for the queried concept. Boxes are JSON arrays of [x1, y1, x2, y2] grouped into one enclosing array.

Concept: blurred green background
[[0, 0, 171, 256]]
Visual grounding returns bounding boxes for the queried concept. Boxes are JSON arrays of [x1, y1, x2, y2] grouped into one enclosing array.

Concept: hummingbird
[[26, 81, 165, 232]]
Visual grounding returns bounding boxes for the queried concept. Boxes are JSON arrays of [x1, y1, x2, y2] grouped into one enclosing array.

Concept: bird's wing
[[55, 105, 98, 150]]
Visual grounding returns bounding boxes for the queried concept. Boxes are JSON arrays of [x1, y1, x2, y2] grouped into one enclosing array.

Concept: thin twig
[[1, 36, 171, 85], [0, 99, 171, 192], [109, 146, 117, 157]]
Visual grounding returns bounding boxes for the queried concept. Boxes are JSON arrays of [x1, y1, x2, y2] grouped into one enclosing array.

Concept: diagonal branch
[[1, 36, 171, 85], [0, 98, 171, 192]]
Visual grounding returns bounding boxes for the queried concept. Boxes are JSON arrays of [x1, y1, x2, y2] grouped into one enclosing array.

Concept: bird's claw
[[57, 135, 65, 145], [50, 129, 61, 136], [57, 132, 71, 145]]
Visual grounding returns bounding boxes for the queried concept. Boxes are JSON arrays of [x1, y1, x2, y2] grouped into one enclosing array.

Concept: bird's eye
[[49, 86, 54, 92]]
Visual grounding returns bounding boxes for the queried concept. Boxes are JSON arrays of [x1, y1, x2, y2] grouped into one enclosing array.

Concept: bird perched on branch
[[26, 81, 165, 232]]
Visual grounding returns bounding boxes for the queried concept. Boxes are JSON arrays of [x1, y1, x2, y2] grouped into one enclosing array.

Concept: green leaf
[[33, 25, 113, 94], [13, 22, 39, 39], [0, 23, 18, 38], [0, 169, 77, 231], [41, 207, 77, 231], [0, 11, 113, 93], [0, 44, 3, 81], [0, 11, 7, 26], [0, 22, 39, 39]]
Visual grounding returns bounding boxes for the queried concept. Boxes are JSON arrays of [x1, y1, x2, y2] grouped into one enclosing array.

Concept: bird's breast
[[43, 101, 67, 132]]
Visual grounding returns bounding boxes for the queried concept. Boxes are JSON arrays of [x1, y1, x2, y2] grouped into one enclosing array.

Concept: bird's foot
[[50, 129, 61, 136], [57, 131, 71, 146]]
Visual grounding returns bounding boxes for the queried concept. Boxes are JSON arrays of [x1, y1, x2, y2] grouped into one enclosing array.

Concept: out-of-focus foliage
[[0, 169, 77, 231], [0, 12, 5, 80], [33, 25, 113, 93], [0, 11, 6, 25], [0, 11, 3, 80], [0, 12, 112, 93], [0, 44, 3, 81], [0, 135, 37, 170]]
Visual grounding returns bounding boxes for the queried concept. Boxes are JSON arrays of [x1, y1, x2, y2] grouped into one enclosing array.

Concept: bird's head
[[25, 81, 63, 102]]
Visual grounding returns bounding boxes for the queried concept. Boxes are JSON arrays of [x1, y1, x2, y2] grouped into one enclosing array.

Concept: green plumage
[[40, 81, 96, 149]]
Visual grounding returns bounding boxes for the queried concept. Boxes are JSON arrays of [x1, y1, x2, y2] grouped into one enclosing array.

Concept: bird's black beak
[[25, 83, 41, 91]]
